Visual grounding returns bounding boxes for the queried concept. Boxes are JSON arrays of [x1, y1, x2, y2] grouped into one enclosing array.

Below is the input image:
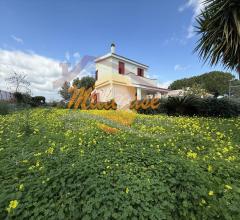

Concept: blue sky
[[0, 0, 235, 99]]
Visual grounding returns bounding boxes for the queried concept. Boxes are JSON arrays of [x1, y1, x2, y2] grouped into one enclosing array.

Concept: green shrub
[[199, 98, 240, 117], [163, 96, 200, 116], [0, 102, 10, 115], [30, 96, 46, 107], [47, 101, 58, 107], [137, 96, 200, 116], [14, 92, 32, 104], [137, 96, 240, 117], [46, 101, 69, 109], [13, 92, 23, 103], [57, 101, 67, 109], [136, 98, 166, 115], [14, 92, 46, 107]]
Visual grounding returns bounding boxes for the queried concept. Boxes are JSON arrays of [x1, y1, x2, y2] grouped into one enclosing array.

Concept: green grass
[[0, 109, 240, 219]]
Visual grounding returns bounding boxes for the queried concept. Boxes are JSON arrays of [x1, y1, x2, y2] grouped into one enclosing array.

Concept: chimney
[[111, 43, 115, 53]]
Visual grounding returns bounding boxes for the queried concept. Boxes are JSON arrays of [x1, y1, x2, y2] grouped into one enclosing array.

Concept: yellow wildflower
[[199, 199, 206, 206], [208, 191, 214, 196], [19, 184, 24, 191], [208, 165, 212, 172], [225, 185, 232, 190], [186, 151, 197, 159], [6, 200, 18, 212], [125, 187, 129, 194], [28, 165, 35, 170], [45, 147, 54, 154]]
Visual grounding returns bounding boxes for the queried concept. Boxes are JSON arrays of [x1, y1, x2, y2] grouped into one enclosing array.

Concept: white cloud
[[0, 50, 96, 101], [73, 52, 80, 59], [73, 52, 81, 65], [0, 49, 62, 100], [174, 64, 190, 71], [65, 51, 70, 61], [162, 36, 187, 46], [11, 35, 24, 44], [179, 0, 205, 38]]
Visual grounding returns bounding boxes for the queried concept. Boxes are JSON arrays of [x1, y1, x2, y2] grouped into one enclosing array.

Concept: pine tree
[[59, 81, 71, 101]]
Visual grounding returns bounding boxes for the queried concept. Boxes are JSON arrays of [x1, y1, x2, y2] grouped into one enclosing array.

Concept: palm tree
[[195, 0, 240, 79]]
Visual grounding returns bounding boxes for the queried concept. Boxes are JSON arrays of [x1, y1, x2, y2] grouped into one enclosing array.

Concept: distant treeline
[[169, 71, 234, 95]]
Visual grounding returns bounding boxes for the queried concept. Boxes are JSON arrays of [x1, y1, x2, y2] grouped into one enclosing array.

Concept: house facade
[[0, 90, 14, 101], [94, 44, 169, 109]]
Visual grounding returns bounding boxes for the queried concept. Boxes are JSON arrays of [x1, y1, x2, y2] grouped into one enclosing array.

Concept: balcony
[[126, 72, 158, 88]]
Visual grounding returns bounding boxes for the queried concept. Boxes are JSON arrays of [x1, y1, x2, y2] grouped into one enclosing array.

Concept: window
[[95, 70, 98, 80], [137, 68, 144, 77], [119, 61, 125, 74]]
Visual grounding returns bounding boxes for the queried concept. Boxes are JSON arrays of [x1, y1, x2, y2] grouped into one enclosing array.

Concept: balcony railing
[[126, 72, 158, 87]]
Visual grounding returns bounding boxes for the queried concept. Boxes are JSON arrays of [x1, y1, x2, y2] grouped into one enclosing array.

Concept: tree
[[13, 92, 32, 104], [31, 96, 46, 107], [229, 80, 240, 99], [59, 81, 71, 101], [5, 72, 30, 93], [72, 76, 95, 89], [195, 0, 240, 78], [169, 71, 234, 95], [72, 78, 81, 88], [183, 84, 209, 98]]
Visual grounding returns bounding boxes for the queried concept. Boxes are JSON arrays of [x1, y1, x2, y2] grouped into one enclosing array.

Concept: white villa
[[94, 44, 169, 109]]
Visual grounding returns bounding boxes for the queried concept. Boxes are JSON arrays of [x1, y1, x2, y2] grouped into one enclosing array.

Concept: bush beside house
[[137, 96, 240, 117]]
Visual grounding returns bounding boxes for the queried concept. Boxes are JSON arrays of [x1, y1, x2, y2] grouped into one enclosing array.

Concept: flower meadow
[[0, 109, 240, 219]]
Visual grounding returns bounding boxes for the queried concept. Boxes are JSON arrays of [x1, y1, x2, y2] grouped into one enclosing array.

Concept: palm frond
[[195, 0, 240, 73]]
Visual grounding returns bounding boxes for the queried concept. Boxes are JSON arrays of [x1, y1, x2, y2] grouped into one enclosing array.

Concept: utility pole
[[229, 79, 233, 100]]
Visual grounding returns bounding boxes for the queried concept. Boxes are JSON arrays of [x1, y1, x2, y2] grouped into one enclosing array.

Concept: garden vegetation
[[137, 96, 240, 118], [0, 109, 240, 219]]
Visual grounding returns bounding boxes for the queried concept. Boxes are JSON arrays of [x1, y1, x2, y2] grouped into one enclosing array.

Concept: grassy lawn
[[0, 109, 240, 219]]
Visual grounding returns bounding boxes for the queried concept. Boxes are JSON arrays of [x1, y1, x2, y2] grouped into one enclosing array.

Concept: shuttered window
[[119, 62, 125, 74], [95, 70, 98, 80], [137, 68, 144, 77]]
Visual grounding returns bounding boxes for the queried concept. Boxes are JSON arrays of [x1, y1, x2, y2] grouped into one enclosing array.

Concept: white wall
[[96, 56, 149, 81], [111, 57, 148, 76], [95, 57, 113, 81]]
